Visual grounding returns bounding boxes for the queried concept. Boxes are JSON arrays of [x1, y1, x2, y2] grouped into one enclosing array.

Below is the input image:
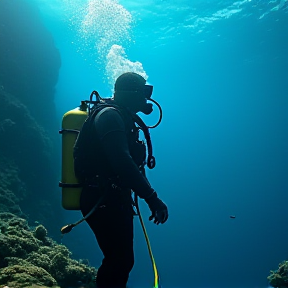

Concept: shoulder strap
[[93, 103, 156, 169]]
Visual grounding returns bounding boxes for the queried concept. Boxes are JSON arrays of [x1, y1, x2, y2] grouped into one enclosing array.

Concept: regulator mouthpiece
[[141, 103, 153, 115]]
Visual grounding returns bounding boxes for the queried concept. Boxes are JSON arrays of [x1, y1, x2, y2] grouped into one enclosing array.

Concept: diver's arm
[[94, 108, 155, 199], [102, 131, 155, 198]]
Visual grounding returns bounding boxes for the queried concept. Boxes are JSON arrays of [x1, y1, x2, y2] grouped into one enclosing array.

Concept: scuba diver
[[73, 72, 169, 288]]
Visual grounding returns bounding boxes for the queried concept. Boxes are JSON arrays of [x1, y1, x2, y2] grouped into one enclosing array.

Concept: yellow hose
[[135, 195, 160, 288]]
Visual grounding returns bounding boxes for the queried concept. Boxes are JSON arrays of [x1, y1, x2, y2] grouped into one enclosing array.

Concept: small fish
[[230, 215, 236, 219]]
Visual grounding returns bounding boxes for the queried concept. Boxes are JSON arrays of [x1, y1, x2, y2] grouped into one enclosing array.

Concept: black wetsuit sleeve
[[94, 107, 154, 199]]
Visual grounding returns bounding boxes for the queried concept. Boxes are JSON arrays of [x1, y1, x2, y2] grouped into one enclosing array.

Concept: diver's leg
[[86, 204, 134, 288]]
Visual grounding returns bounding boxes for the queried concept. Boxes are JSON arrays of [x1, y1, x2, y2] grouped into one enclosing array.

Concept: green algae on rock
[[34, 225, 48, 241], [0, 213, 97, 288], [268, 260, 288, 288], [0, 264, 57, 288]]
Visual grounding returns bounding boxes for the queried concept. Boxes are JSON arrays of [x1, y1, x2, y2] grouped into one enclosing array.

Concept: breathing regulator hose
[[147, 98, 163, 129], [60, 195, 105, 234]]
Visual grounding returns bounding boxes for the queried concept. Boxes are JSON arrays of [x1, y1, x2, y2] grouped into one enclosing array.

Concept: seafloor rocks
[[268, 260, 288, 288], [0, 213, 97, 288]]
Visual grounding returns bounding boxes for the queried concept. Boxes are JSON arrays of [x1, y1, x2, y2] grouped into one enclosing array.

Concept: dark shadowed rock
[[0, 89, 62, 239], [0, 0, 61, 130]]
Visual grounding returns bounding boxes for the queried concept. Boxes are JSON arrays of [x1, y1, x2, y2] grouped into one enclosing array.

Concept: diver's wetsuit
[[78, 106, 154, 288]]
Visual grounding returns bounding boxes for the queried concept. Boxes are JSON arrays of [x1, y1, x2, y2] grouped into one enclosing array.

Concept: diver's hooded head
[[113, 72, 153, 115]]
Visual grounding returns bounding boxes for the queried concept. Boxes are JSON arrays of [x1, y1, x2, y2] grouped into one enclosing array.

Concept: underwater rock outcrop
[[0, 155, 25, 217], [268, 260, 288, 288], [0, 89, 61, 238], [0, 0, 62, 240], [0, 213, 97, 288]]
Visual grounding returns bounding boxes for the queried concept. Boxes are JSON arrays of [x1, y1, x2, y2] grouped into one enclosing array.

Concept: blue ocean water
[[33, 0, 288, 287]]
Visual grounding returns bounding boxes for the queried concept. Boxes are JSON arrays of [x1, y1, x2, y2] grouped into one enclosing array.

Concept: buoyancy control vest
[[74, 104, 147, 184]]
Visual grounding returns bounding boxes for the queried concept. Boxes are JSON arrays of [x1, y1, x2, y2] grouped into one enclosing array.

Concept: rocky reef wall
[[0, 213, 96, 288], [0, 0, 61, 131], [0, 0, 62, 239]]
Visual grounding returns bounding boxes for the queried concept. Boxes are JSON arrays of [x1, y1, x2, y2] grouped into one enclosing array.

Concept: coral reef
[[268, 260, 288, 288], [0, 213, 97, 288]]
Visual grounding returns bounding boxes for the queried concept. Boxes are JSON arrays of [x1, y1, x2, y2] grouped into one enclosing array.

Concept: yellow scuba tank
[[59, 101, 88, 210]]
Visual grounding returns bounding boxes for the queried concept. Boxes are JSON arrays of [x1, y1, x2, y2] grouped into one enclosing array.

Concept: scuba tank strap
[[59, 128, 80, 134]]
